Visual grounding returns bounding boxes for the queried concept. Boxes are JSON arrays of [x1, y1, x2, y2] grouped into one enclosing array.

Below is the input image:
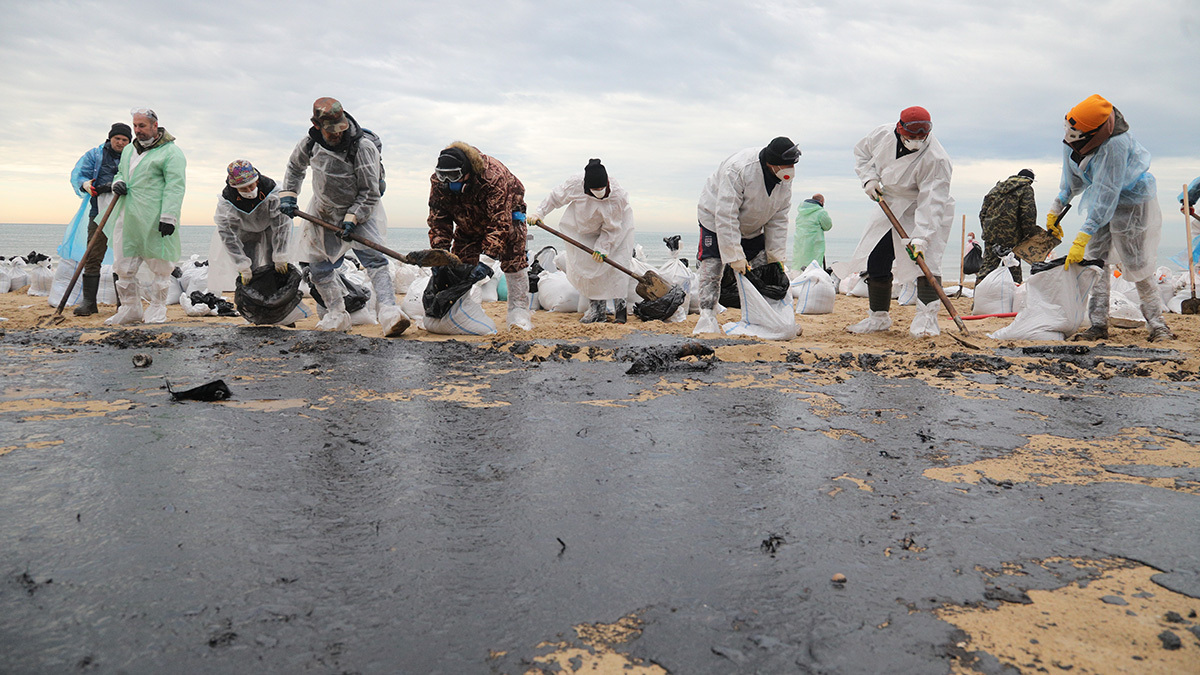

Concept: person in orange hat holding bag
[[1051, 94, 1173, 342]]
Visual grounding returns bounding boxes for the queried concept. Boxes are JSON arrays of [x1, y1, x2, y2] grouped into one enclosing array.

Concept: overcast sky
[[2, 0, 1198, 247]]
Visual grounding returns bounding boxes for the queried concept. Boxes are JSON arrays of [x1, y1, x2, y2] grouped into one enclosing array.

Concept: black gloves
[[158, 221, 175, 237]]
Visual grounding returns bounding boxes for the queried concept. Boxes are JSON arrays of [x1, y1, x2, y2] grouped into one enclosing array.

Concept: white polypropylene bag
[[973, 261, 1018, 315], [5, 259, 29, 292], [401, 274, 429, 320], [26, 260, 53, 296], [422, 285, 497, 335], [790, 262, 836, 315], [180, 291, 219, 316], [722, 273, 799, 340], [655, 258, 693, 322], [178, 260, 209, 295], [390, 262, 420, 299], [47, 259, 83, 307], [848, 275, 869, 298], [479, 257, 502, 302], [989, 264, 1102, 341], [97, 264, 117, 305], [894, 280, 917, 306], [538, 270, 581, 313], [625, 257, 655, 307]]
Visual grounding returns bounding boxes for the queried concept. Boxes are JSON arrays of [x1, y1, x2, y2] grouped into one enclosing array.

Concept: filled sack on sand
[[790, 261, 836, 315], [26, 259, 53, 297], [538, 270, 581, 313], [401, 274, 430, 320], [972, 254, 1019, 315], [722, 272, 799, 340], [719, 262, 789, 309], [47, 258, 83, 307], [989, 258, 1102, 341], [422, 264, 496, 335]]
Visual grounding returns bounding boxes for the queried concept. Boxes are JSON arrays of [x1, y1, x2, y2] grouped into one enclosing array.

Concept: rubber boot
[[143, 275, 170, 324], [314, 276, 351, 331], [613, 298, 627, 324], [105, 277, 144, 325], [113, 273, 121, 308], [73, 274, 100, 316], [505, 271, 532, 330], [846, 277, 893, 333], [581, 299, 608, 324]]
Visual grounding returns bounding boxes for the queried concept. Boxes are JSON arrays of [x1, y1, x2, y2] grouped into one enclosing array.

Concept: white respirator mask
[[590, 188, 607, 199], [1063, 119, 1087, 143], [237, 187, 258, 198], [901, 136, 927, 152], [775, 167, 794, 181]]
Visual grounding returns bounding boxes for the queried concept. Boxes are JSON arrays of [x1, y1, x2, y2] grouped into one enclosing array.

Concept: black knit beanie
[[109, 123, 132, 140], [583, 159, 608, 190]]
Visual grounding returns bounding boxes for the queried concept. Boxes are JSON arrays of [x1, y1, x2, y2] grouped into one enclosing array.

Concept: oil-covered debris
[[625, 342, 715, 374]]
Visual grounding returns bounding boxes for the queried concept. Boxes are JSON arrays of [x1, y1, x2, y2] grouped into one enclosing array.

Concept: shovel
[[532, 220, 674, 301], [1013, 203, 1069, 265], [38, 195, 121, 327], [878, 198, 971, 336], [1182, 185, 1200, 315], [294, 210, 460, 267]]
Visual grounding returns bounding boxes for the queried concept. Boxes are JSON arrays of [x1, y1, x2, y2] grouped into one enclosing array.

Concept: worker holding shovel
[[279, 97, 409, 336], [1053, 94, 1173, 342], [528, 159, 636, 323], [844, 106, 955, 337], [693, 136, 800, 335]]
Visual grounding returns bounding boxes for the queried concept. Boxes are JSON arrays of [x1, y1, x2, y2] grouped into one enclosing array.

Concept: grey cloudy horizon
[[2, 0, 1198, 248]]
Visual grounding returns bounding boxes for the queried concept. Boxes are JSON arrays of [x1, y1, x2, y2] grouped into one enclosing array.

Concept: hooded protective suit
[[847, 124, 954, 283], [214, 177, 291, 275], [792, 198, 832, 269], [696, 147, 792, 268], [532, 175, 635, 300]]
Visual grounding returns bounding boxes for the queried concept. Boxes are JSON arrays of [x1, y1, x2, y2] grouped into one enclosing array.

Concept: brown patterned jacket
[[427, 143, 527, 273]]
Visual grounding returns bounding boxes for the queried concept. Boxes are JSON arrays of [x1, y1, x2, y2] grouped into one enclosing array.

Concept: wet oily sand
[[926, 427, 1200, 494], [938, 557, 1200, 674]]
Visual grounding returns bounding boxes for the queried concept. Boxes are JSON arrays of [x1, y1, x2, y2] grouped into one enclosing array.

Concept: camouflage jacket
[[427, 146, 526, 265], [977, 175, 1037, 280]]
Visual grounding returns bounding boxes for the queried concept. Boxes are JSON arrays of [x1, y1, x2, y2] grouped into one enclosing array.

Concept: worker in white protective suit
[[104, 107, 186, 326], [1053, 94, 1173, 342], [278, 97, 408, 336], [845, 106, 954, 336], [693, 137, 800, 334], [215, 160, 291, 281], [528, 159, 636, 323]]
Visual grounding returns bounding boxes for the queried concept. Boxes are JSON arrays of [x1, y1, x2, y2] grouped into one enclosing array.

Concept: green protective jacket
[[792, 199, 832, 269], [106, 129, 186, 262]]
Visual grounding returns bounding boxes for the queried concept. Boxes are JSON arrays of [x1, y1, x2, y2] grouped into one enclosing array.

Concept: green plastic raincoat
[[106, 130, 186, 261], [792, 198, 832, 269]]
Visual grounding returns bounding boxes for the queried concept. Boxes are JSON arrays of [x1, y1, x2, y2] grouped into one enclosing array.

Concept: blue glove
[[339, 219, 357, 241], [111, 180, 127, 196], [467, 262, 494, 284], [279, 195, 297, 217]]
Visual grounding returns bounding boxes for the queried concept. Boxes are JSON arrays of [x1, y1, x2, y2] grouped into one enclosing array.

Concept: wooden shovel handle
[[295, 210, 411, 264], [532, 220, 646, 283], [53, 195, 121, 317], [878, 199, 969, 335]]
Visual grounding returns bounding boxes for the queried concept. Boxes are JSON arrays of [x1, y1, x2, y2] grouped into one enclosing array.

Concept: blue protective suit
[[59, 144, 115, 264]]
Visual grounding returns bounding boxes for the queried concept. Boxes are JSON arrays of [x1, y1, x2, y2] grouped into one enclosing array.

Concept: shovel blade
[[1182, 297, 1200, 315], [404, 249, 461, 267], [635, 270, 672, 301], [1013, 229, 1061, 265]]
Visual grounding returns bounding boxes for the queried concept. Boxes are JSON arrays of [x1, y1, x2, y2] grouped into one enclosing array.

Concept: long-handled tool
[[1013, 203, 1069, 265], [39, 195, 121, 327], [1182, 185, 1200, 315], [956, 214, 965, 297], [878, 199, 970, 335], [532, 219, 674, 302], [295, 210, 460, 267]]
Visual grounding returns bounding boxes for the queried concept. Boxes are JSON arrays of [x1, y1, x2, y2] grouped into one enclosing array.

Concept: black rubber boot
[[613, 299, 627, 324], [113, 273, 121, 308], [916, 276, 942, 305], [867, 275, 893, 312], [73, 274, 100, 316]]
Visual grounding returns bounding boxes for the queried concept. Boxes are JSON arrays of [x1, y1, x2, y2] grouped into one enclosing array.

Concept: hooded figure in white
[[693, 137, 800, 334], [529, 159, 636, 323], [845, 106, 954, 336]]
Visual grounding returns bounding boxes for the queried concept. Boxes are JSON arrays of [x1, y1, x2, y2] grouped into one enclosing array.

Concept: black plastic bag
[[166, 379, 231, 402], [1029, 256, 1104, 276], [188, 291, 238, 317], [304, 270, 371, 314], [423, 264, 478, 319], [633, 285, 687, 322], [235, 264, 303, 325], [963, 246, 983, 275], [719, 262, 790, 308]]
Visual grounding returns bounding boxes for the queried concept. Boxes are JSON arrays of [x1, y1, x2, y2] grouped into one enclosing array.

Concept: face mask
[[449, 182, 464, 193], [590, 188, 607, 198], [1063, 119, 1087, 143], [901, 136, 926, 151], [237, 187, 258, 198], [774, 167, 793, 181]]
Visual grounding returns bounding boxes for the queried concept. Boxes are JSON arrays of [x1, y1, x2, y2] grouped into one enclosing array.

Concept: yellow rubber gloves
[[1064, 232, 1090, 269]]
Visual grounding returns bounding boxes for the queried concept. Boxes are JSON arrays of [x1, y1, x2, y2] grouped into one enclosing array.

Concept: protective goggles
[[130, 107, 158, 121], [778, 144, 801, 164], [435, 167, 466, 183], [898, 119, 932, 136]]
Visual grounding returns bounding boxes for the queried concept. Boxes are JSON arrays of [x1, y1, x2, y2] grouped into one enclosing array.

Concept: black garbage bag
[[166, 379, 231, 402], [423, 263, 479, 319], [304, 270, 371, 314], [719, 262, 790, 308], [235, 264, 303, 325], [633, 285, 687, 322], [663, 235, 682, 252], [188, 291, 238, 317], [1029, 256, 1105, 275], [963, 246, 983, 275]]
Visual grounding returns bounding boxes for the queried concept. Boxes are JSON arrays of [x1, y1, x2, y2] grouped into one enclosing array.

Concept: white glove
[[527, 213, 544, 227], [863, 179, 883, 202], [729, 259, 748, 275], [239, 268, 252, 285], [905, 238, 927, 261]]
